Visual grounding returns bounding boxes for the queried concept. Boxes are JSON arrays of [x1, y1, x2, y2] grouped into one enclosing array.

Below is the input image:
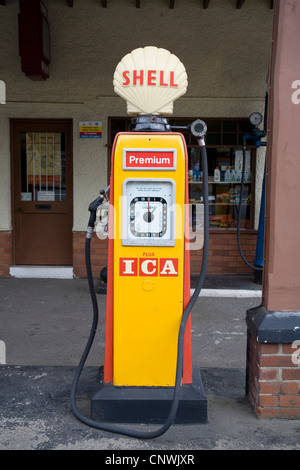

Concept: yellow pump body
[[104, 131, 192, 387]]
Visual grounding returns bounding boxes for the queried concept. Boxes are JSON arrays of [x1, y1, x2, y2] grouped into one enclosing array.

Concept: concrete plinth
[[91, 367, 207, 424]]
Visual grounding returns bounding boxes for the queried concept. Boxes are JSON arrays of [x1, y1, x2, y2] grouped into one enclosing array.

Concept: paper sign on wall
[[79, 121, 102, 138]]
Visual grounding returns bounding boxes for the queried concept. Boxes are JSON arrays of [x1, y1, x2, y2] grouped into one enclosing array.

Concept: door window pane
[[20, 131, 66, 201]]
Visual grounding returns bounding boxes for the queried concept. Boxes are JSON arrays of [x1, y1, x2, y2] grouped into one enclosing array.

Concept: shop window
[[107, 117, 256, 230]]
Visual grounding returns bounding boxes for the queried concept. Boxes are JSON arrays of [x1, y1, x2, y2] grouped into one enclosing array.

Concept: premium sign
[[123, 149, 176, 170]]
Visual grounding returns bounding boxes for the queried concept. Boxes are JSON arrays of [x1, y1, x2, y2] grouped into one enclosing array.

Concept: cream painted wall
[[0, 0, 273, 231]]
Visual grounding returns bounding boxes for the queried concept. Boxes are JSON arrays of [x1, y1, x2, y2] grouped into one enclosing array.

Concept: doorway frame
[[10, 118, 73, 266]]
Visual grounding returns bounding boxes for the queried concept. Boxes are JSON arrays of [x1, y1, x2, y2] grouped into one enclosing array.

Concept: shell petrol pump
[[71, 47, 209, 438]]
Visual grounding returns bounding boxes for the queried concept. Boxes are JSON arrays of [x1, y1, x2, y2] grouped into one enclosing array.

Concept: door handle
[[18, 207, 23, 212]]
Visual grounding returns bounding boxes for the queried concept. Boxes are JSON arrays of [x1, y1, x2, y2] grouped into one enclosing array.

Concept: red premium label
[[124, 150, 175, 169]]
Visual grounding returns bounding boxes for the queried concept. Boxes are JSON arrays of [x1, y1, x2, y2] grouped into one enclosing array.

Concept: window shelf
[[188, 181, 252, 184]]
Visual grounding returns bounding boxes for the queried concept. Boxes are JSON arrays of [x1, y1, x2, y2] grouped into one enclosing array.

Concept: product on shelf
[[214, 167, 220, 182], [193, 162, 200, 181]]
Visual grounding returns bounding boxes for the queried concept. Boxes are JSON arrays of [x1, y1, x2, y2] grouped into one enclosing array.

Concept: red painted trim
[[103, 135, 118, 383], [182, 135, 192, 384]]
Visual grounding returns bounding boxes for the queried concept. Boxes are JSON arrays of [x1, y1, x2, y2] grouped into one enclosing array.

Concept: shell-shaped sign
[[113, 46, 188, 115]]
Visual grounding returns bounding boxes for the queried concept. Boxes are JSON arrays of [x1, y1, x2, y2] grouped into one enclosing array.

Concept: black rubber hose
[[237, 145, 263, 272], [70, 143, 209, 439]]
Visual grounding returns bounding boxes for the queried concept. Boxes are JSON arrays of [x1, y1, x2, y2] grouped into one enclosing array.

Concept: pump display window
[[108, 117, 256, 230]]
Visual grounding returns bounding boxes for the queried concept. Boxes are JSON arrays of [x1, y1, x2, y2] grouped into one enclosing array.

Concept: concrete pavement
[[1, 276, 300, 451]]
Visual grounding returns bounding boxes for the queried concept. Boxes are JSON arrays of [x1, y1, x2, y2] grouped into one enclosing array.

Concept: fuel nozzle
[[87, 189, 108, 236]]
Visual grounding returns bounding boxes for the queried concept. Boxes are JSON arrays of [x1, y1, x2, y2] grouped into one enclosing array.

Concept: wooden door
[[11, 119, 73, 265]]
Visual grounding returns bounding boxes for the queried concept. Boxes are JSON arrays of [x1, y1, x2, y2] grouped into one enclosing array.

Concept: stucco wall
[[0, 0, 273, 231]]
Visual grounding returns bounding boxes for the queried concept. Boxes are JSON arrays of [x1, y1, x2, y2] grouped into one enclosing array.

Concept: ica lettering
[[119, 257, 178, 277]]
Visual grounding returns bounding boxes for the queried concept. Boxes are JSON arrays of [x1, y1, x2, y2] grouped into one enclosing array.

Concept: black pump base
[[91, 367, 207, 424]]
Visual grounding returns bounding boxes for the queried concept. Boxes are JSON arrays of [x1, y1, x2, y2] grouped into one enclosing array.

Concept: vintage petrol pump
[[71, 47, 209, 438]]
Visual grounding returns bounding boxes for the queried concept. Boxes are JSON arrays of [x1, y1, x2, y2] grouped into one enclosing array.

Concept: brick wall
[[247, 334, 300, 419], [191, 230, 256, 276], [0, 230, 257, 278], [73, 229, 257, 278], [0, 231, 11, 277]]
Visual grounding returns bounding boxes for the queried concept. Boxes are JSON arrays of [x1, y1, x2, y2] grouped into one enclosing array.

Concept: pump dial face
[[130, 196, 167, 238], [123, 179, 175, 246], [249, 112, 263, 127]]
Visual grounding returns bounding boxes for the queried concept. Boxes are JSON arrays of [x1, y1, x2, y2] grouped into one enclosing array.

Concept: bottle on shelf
[[236, 171, 242, 182], [193, 162, 200, 182], [214, 166, 220, 182], [225, 167, 231, 182], [245, 169, 252, 182]]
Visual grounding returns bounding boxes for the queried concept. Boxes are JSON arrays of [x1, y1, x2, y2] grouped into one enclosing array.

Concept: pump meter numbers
[[122, 178, 175, 246], [130, 196, 167, 238]]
